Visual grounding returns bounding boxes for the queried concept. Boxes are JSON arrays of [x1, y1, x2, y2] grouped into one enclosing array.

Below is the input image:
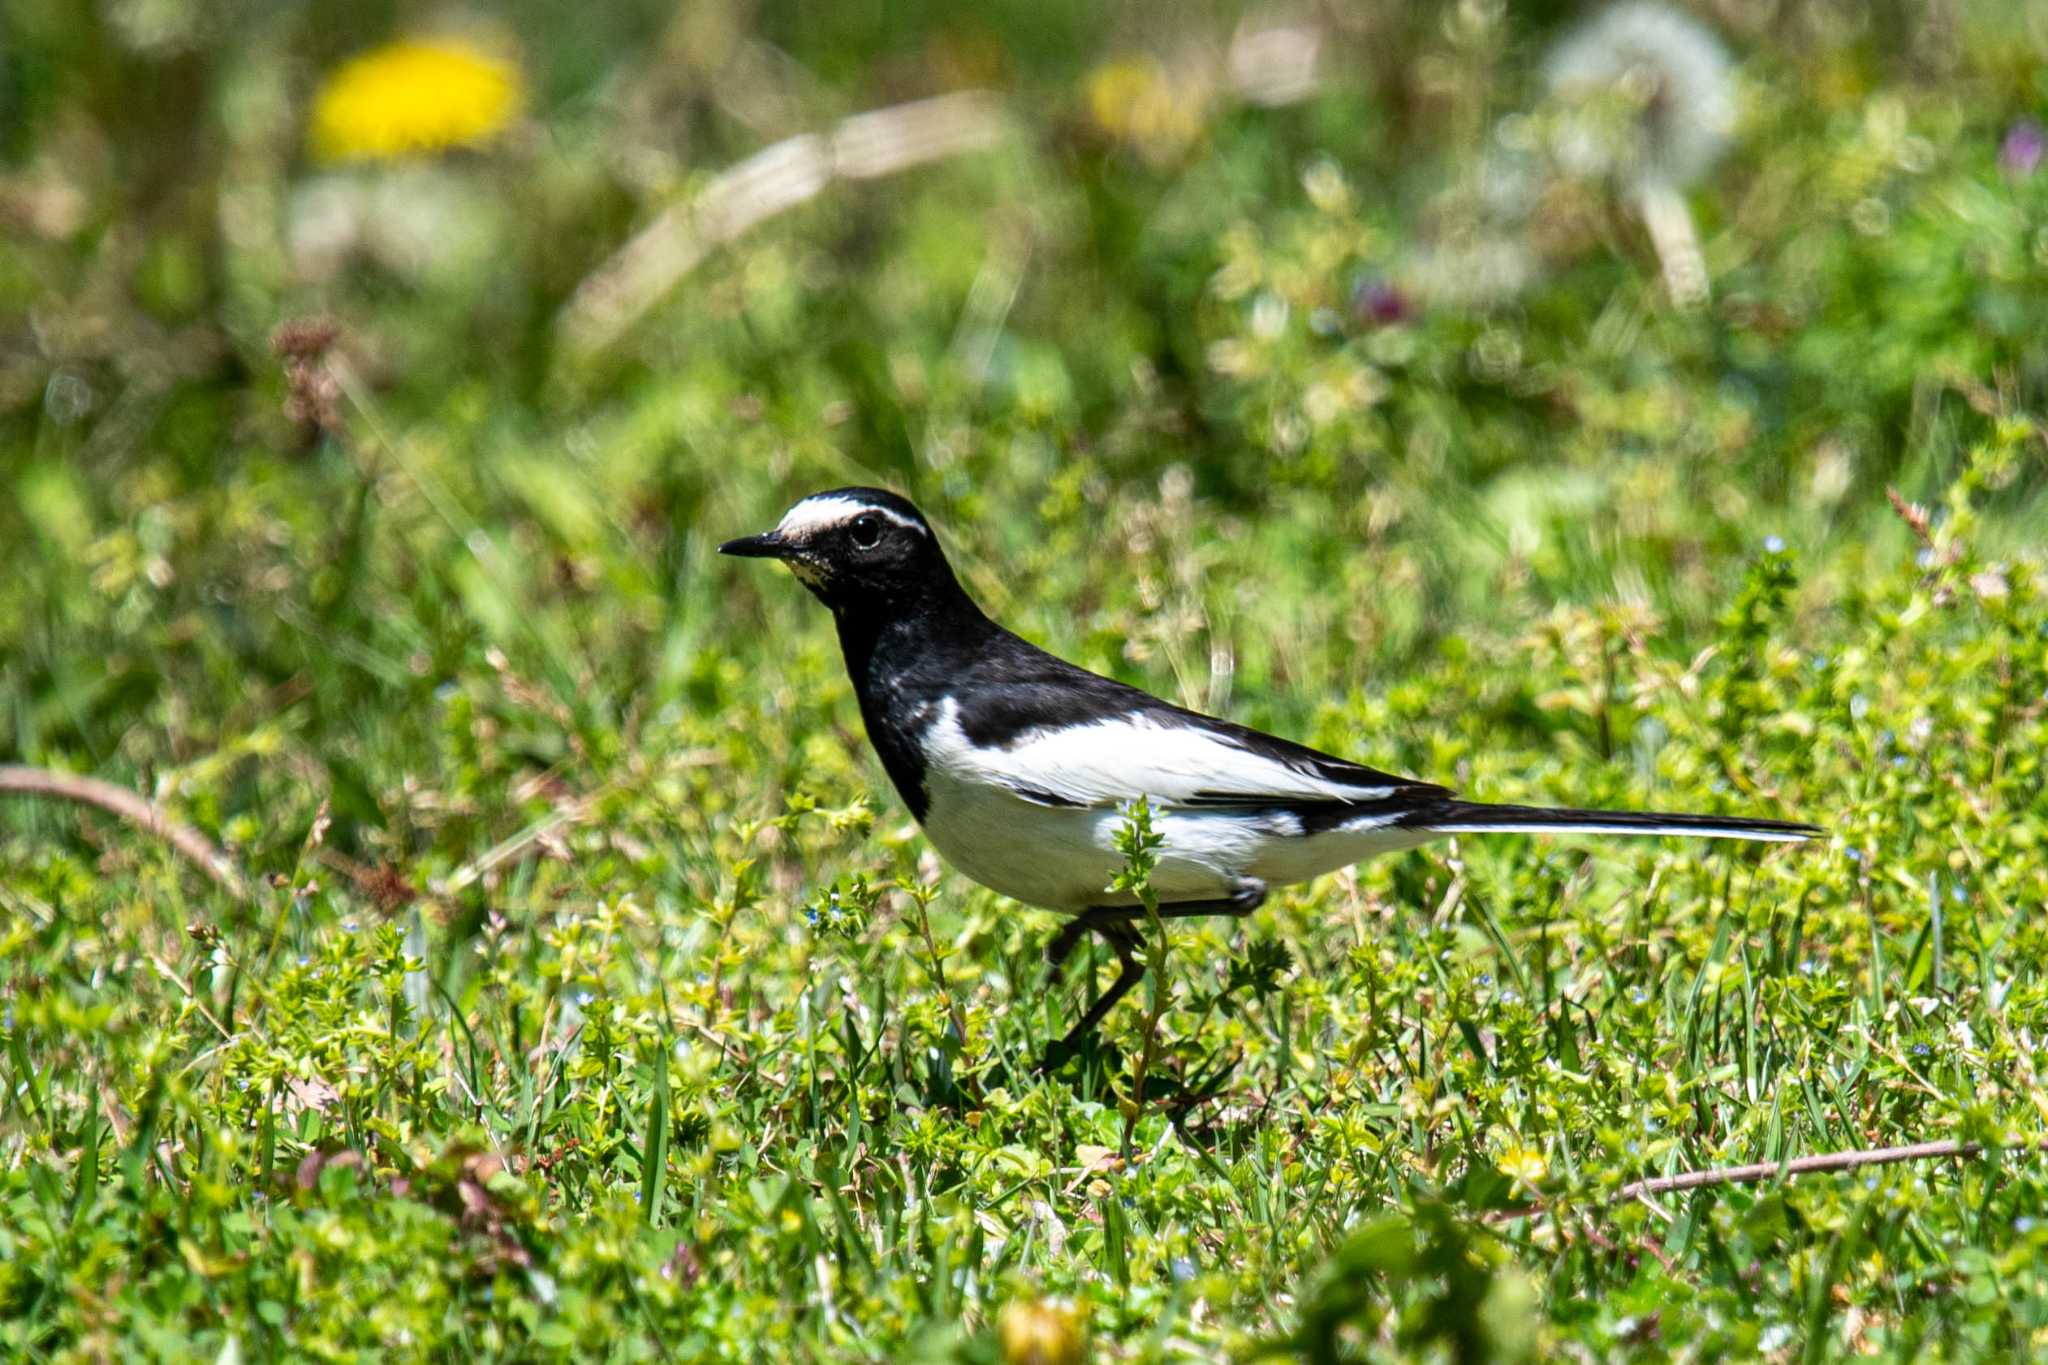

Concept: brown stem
[[0, 764, 249, 901], [1616, 1138, 1999, 1200], [1489, 1138, 2037, 1227]]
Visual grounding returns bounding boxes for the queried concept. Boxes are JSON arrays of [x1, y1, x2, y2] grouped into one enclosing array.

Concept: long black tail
[[1414, 800, 1819, 844]]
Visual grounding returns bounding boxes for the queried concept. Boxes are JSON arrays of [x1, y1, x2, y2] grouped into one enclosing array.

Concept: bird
[[722, 487, 1818, 1063]]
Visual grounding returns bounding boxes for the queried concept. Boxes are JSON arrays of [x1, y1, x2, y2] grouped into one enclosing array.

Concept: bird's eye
[[848, 515, 882, 550]]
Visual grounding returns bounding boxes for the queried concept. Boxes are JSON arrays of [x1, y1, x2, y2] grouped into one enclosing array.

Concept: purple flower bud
[[2000, 120, 2044, 179], [1351, 276, 1412, 327]]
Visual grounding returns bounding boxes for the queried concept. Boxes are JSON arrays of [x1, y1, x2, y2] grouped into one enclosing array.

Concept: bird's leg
[[1039, 920, 1144, 1070], [1044, 912, 1108, 972], [1039, 882, 1268, 1069]]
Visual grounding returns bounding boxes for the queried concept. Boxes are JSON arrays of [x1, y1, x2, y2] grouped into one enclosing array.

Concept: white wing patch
[[920, 700, 1394, 810], [776, 495, 926, 540]]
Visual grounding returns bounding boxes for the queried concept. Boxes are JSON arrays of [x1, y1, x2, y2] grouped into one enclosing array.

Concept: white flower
[[1543, 3, 1736, 191]]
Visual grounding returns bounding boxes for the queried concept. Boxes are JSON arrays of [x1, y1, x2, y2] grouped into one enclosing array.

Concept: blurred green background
[[4, 0, 2048, 1359], [4, 0, 2047, 771]]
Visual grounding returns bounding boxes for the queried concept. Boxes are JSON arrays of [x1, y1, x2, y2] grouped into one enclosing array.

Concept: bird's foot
[[1226, 879, 1269, 916]]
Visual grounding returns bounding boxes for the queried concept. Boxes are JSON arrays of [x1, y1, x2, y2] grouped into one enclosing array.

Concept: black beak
[[719, 532, 788, 559]]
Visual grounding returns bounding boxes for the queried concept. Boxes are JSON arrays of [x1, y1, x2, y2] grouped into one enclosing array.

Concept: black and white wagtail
[[723, 488, 1817, 1058]]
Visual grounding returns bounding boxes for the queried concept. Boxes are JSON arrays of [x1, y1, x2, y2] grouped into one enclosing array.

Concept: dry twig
[[1615, 1138, 2011, 1201], [559, 91, 1012, 356], [1490, 1137, 2043, 1229], [0, 764, 250, 901]]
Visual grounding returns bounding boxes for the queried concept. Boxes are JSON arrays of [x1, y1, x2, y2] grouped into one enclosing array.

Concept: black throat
[[829, 568, 996, 822]]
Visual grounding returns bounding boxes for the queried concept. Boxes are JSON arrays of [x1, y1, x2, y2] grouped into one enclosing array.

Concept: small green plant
[[1106, 796, 1167, 1155], [803, 873, 879, 942]]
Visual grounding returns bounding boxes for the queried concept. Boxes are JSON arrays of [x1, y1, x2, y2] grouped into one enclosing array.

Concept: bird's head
[[720, 488, 952, 613]]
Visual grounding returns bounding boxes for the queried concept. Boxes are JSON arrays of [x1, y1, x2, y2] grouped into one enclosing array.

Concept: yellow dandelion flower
[[1085, 57, 1206, 163], [311, 38, 521, 163]]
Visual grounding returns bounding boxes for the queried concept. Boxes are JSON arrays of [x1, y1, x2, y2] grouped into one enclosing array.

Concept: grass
[[5, 1, 2048, 1359]]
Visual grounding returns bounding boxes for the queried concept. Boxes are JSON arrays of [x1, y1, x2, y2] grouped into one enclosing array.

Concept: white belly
[[918, 767, 1435, 912]]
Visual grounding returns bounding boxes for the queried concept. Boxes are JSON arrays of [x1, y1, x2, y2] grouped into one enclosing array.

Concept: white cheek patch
[[774, 495, 926, 540], [788, 559, 828, 588]]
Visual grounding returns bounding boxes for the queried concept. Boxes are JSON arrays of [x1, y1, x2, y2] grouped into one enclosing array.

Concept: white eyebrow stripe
[[774, 496, 926, 538]]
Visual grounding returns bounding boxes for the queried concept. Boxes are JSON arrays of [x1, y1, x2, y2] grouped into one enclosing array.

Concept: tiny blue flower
[[1171, 1257, 1197, 1282], [2018, 1216, 2038, 1234], [1913, 1043, 1930, 1056], [1478, 973, 1492, 986], [1763, 534, 1786, 554]]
